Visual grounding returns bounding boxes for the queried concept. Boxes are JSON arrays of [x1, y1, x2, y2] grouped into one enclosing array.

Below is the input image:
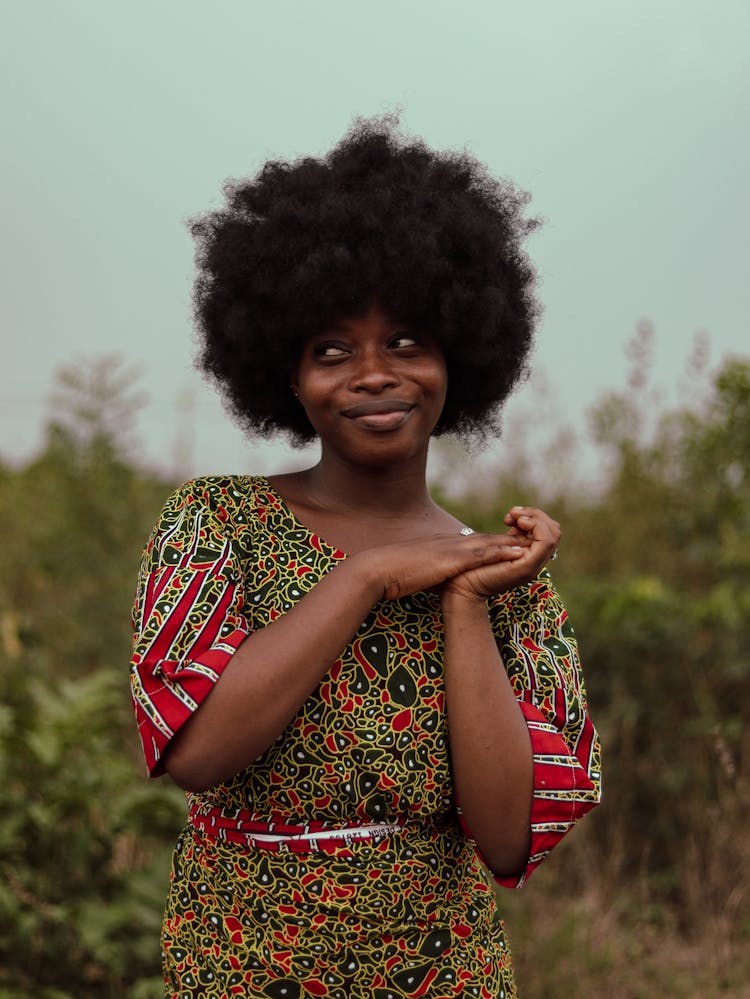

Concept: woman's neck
[[300, 454, 435, 519], [267, 449, 462, 556]]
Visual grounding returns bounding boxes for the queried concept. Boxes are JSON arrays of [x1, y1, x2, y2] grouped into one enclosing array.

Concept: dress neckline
[[252, 474, 349, 559]]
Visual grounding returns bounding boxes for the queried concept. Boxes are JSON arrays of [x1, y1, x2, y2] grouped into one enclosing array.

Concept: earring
[[290, 386, 298, 399]]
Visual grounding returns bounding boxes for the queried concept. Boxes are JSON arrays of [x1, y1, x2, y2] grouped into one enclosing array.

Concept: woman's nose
[[349, 349, 399, 392]]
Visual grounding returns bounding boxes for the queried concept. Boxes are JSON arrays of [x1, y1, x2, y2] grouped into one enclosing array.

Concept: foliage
[[1, 347, 748, 995], [439, 345, 750, 992], [557, 354, 750, 921], [0, 359, 183, 997]]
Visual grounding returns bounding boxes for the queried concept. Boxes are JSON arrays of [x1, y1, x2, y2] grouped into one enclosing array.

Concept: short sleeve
[[481, 569, 602, 888], [129, 479, 252, 776]]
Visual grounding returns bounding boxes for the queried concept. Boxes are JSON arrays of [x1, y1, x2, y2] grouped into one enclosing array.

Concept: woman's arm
[[440, 507, 559, 878], [441, 589, 535, 878], [161, 552, 379, 790], [441, 507, 601, 884]]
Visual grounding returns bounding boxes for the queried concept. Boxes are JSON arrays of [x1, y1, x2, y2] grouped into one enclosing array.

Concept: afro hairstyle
[[191, 117, 540, 445]]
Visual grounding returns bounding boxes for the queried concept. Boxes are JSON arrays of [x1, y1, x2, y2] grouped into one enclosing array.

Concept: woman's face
[[292, 303, 447, 469]]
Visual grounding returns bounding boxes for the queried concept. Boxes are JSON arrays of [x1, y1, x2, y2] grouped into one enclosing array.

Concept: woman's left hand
[[443, 506, 560, 601]]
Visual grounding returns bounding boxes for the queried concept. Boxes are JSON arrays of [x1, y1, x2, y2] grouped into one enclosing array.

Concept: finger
[[449, 543, 550, 597], [500, 531, 534, 547], [460, 534, 529, 562], [505, 522, 560, 571], [510, 510, 561, 543], [504, 506, 557, 528], [518, 522, 559, 546], [457, 530, 530, 546]]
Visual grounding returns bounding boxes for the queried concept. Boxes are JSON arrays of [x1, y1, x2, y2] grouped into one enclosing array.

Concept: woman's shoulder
[[163, 473, 267, 508], [151, 474, 270, 535], [141, 475, 272, 569]]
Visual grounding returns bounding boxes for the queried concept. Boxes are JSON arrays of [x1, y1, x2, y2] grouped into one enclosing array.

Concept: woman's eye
[[313, 342, 348, 358], [390, 333, 418, 349]]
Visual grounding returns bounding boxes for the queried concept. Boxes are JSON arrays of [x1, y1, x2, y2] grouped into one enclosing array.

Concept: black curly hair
[[191, 117, 540, 445]]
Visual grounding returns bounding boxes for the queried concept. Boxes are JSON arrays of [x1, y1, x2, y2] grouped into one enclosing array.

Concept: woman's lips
[[343, 400, 414, 431]]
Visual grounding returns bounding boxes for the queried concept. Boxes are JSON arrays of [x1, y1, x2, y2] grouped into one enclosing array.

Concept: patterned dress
[[130, 476, 601, 998]]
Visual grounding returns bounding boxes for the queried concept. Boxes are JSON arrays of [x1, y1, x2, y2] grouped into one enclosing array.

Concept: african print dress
[[130, 476, 601, 999]]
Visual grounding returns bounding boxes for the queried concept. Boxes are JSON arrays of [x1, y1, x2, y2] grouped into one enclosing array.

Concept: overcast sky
[[2, 0, 748, 485]]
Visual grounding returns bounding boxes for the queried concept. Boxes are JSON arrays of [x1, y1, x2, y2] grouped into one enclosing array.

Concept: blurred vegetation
[[0, 359, 183, 999], [1, 343, 748, 996]]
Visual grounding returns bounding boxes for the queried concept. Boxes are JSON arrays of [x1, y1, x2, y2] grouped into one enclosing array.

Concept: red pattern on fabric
[[483, 699, 598, 887], [187, 802, 401, 855], [131, 557, 250, 774]]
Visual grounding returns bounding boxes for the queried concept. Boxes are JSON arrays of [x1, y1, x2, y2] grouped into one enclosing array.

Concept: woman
[[130, 120, 601, 998]]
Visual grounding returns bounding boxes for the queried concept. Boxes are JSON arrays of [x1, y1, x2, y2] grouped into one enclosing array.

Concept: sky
[[1, 0, 748, 486]]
